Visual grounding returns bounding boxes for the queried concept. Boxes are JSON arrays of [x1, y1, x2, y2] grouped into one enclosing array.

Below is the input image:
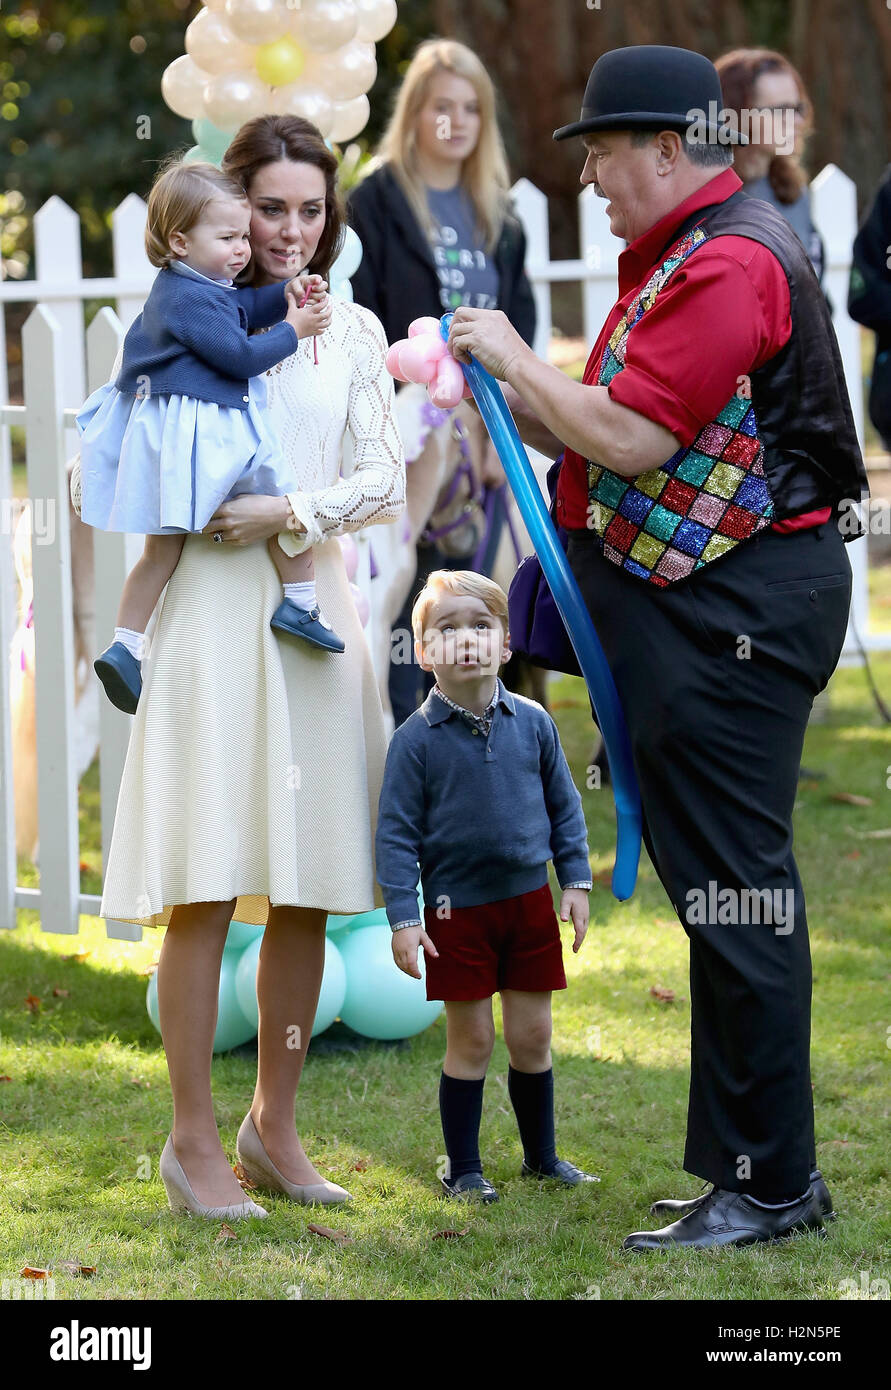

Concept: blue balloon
[[440, 313, 642, 900], [147, 954, 255, 1055], [233, 933, 347, 1039]]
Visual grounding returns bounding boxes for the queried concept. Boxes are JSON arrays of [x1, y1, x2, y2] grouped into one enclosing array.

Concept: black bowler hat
[[553, 44, 747, 144]]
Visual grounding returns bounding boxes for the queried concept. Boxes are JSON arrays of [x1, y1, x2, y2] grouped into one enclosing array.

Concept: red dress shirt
[[555, 167, 831, 535]]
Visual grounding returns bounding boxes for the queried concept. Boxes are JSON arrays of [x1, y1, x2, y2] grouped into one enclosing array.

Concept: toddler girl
[[77, 158, 344, 715]]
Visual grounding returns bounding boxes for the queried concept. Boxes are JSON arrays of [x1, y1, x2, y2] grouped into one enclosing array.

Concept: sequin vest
[[585, 191, 866, 587]]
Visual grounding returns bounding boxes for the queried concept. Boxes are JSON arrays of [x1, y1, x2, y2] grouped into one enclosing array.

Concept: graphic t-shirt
[[425, 184, 500, 312]]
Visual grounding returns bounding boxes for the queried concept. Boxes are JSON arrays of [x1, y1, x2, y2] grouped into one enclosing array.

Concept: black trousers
[[566, 520, 853, 1198]]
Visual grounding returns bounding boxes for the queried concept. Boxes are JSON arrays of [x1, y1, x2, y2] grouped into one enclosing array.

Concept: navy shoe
[[522, 1158, 601, 1186], [440, 1171, 499, 1203], [93, 641, 141, 714], [270, 599, 345, 652]]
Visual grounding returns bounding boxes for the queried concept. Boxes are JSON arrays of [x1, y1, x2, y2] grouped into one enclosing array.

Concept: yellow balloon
[[254, 35, 305, 87]]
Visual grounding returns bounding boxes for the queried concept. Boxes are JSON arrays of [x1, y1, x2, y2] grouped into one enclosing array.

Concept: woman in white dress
[[72, 116, 405, 1216]]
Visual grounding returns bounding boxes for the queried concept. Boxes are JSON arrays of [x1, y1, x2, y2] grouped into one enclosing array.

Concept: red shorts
[[422, 882, 567, 1002]]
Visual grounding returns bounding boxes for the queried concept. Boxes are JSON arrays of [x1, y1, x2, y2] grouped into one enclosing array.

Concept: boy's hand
[[560, 887, 590, 953], [391, 924, 439, 979]]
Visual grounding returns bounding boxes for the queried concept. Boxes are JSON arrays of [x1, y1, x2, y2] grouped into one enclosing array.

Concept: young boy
[[375, 569, 597, 1202]]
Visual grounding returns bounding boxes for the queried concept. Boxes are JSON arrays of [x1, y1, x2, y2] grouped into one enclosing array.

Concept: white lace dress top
[[93, 297, 406, 930]]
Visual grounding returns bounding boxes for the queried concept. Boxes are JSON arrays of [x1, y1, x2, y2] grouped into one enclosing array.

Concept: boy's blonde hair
[[144, 156, 249, 269], [411, 569, 509, 645]]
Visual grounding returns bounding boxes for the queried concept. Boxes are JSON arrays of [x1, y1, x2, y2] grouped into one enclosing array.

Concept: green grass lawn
[[1, 575, 890, 1302]]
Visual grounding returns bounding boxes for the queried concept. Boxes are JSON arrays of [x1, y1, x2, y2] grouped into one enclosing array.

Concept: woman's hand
[[202, 494, 304, 546], [447, 307, 531, 381]]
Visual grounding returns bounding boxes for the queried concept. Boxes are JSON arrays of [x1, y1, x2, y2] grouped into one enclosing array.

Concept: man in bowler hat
[[447, 45, 868, 1250]]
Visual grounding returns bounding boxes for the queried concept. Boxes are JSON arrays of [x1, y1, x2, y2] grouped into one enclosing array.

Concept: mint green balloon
[[225, 919, 264, 952], [233, 933, 347, 1039], [338, 923, 442, 1040], [191, 117, 235, 161], [147, 952, 256, 1054]]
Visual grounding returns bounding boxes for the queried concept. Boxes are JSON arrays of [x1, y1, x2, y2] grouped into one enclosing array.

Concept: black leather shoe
[[649, 1168, 835, 1222], [440, 1171, 499, 1203], [624, 1186, 825, 1251], [521, 1158, 600, 1186]]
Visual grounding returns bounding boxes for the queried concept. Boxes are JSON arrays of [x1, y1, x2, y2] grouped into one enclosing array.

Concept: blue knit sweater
[[374, 678, 591, 927], [114, 263, 299, 410]]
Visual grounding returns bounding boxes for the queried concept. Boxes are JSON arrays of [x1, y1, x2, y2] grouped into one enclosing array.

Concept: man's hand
[[560, 887, 590, 953], [447, 307, 532, 381], [391, 924, 440, 979]]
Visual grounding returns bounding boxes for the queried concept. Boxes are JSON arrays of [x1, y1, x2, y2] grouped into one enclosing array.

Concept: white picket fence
[[0, 165, 887, 939]]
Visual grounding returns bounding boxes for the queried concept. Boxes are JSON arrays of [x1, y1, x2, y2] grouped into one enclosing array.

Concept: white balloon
[[295, 0, 358, 54], [354, 0, 397, 43], [203, 0, 229, 9], [186, 8, 257, 75], [331, 224, 362, 279], [305, 38, 375, 102], [203, 68, 272, 127], [224, 0, 289, 45], [328, 93, 369, 142], [161, 54, 212, 120], [269, 82, 335, 137], [330, 276, 354, 301]]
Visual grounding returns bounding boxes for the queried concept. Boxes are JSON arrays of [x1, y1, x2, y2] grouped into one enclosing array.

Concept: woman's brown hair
[[715, 49, 813, 204], [221, 115, 346, 283]]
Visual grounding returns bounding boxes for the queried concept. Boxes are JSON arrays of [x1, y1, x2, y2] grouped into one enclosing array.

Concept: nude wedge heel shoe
[[236, 1112, 353, 1207], [160, 1133, 268, 1219]]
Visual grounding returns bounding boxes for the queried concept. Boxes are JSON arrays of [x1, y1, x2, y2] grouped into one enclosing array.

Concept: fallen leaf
[[593, 869, 614, 888], [61, 950, 91, 962], [233, 1161, 257, 1190], [349, 1159, 369, 1172], [215, 1223, 238, 1241], [847, 826, 891, 839], [24, 994, 41, 1013], [432, 1229, 469, 1240], [831, 792, 874, 807], [20, 1267, 48, 1279], [843, 851, 862, 860], [653, 918, 675, 928], [57, 1261, 96, 1277], [308, 1224, 353, 1244], [0, 1075, 12, 1083], [52, 987, 70, 998], [650, 985, 675, 1003], [78, 860, 90, 873], [128, 1077, 150, 1087]]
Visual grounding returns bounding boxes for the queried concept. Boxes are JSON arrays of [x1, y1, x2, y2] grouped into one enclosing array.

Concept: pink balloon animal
[[385, 315, 472, 409]]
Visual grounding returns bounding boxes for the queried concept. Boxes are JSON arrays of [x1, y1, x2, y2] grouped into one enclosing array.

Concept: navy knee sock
[[439, 1071, 485, 1181], [508, 1065, 558, 1171]]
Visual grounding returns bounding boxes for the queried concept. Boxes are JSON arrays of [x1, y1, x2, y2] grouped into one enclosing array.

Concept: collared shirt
[[556, 166, 831, 536], [432, 679, 500, 738], [376, 676, 592, 932], [168, 259, 235, 289]]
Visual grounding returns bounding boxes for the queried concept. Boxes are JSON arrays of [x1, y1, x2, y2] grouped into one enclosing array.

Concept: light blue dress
[[76, 261, 296, 534]]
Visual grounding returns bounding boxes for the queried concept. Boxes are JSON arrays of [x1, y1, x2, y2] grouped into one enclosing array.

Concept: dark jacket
[[848, 165, 891, 445], [346, 162, 536, 348], [114, 264, 297, 410]]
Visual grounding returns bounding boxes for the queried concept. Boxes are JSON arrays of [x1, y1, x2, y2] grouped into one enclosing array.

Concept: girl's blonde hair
[[411, 569, 509, 645], [367, 38, 511, 254], [145, 156, 249, 268]]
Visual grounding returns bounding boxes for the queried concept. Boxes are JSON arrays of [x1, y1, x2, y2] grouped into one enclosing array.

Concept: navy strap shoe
[[649, 1168, 835, 1222], [270, 599, 345, 652], [440, 1171, 499, 1203], [93, 641, 142, 714], [624, 1186, 825, 1251], [522, 1158, 600, 1186]]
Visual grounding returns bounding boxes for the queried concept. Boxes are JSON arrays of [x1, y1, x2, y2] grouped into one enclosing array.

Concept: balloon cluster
[[147, 906, 441, 1054], [161, 0, 397, 157], [385, 316, 473, 409]]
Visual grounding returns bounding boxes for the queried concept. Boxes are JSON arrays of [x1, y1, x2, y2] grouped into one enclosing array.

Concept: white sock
[[114, 626, 145, 660], [283, 581, 332, 629]]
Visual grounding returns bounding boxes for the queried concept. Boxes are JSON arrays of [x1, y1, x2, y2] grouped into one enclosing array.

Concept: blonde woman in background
[[347, 38, 536, 727]]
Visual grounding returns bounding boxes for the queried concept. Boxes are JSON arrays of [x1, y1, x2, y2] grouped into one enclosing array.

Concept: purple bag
[[507, 455, 581, 678]]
